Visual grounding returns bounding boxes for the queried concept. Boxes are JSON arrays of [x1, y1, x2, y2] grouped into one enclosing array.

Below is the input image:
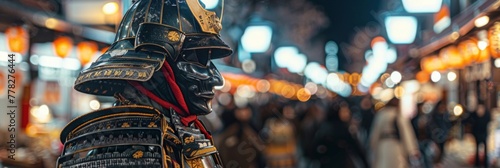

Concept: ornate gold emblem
[[184, 136, 195, 144], [186, 158, 203, 168], [132, 150, 143, 159], [148, 122, 157, 128], [185, 0, 222, 34], [167, 31, 181, 42], [138, 71, 148, 78], [121, 122, 130, 128], [125, 70, 134, 77]]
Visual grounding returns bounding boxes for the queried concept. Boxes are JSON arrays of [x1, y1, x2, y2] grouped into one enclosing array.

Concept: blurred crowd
[[211, 94, 495, 168]]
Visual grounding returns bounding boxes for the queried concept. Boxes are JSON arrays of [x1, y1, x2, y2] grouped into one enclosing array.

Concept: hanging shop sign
[[463, 60, 491, 82]]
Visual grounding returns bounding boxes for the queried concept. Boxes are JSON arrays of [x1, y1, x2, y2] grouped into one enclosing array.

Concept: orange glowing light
[[371, 36, 386, 48], [297, 88, 311, 102], [477, 46, 491, 63], [489, 22, 500, 58], [421, 56, 446, 72], [0, 71, 4, 95], [458, 39, 480, 65], [54, 36, 73, 58], [416, 71, 430, 83], [78, 41, 98, 65], [5, 26, 29, 54], [101, 46, 109, 54], [439, 46, 464, 69]]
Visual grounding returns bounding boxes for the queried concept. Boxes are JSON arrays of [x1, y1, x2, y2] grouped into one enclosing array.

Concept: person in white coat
[[369, 98, 421, 168]]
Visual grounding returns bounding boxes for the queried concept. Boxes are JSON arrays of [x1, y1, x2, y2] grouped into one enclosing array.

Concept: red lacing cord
[[128, 61, 212, 139]]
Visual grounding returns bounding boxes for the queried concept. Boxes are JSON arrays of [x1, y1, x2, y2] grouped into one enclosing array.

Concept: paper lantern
[[489, 22, 500, 58], [78, 41, 98, 65], [416, 71, 430, 83], [477, 46, 490, 63], [5, 26, 29, 55], [439, 46, 463, 69], [420, 57, 432, 72], [53, 36, 73, 58], [421, 55, 446, 72], [458, 39, 480, 65]]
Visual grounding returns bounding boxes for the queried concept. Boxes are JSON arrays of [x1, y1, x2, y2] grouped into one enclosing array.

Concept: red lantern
[[53, 36, 73, 58], [5, 26, 29, 55], [78, 41, 98, 65]]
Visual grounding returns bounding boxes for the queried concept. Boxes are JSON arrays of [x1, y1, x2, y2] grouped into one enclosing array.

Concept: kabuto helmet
[[74, 0, 232, 96]]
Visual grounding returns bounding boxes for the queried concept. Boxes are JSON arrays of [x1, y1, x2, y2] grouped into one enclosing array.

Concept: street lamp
[[274, 46, 299, 68], [241, 25, 273, 53], [402, 0, 443, 13], [385, 15, 418, 44]]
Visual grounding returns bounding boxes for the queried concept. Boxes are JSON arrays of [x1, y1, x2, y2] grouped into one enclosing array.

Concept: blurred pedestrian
[[217, 106, 265, 168], [469, 102, 491, 167], [298, 102, 324, 166], [428, 100, 452, 166], [359, 95, 375, 147], [412, 103, 439, 168], [369, 98, 420, 168], [261, 104, 298, 168], [312, 100, 370, 168]]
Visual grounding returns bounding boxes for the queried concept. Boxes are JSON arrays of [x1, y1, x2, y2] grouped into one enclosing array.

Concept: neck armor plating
[[57, 0, 232, 167]]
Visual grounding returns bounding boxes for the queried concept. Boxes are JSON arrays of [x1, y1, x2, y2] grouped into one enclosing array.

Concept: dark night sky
[[309, 0, 383, 70], [312, 0, 382, 44]]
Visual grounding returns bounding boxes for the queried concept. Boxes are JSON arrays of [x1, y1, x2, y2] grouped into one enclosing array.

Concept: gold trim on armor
[[185, 0, 222, 34], [63, 105, 161, 140], [75, 66, 155, 86], [68, 112, 155, 140], [144, 0, 153, 23], [160, 0, 165, 24], [184, 135, 195, 144], [185, 146, 218, 159], [176, 0, 182, 31], [62, 143, 162, 157], [186, 158, 203, 168], [127, 1, 140, 37]]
